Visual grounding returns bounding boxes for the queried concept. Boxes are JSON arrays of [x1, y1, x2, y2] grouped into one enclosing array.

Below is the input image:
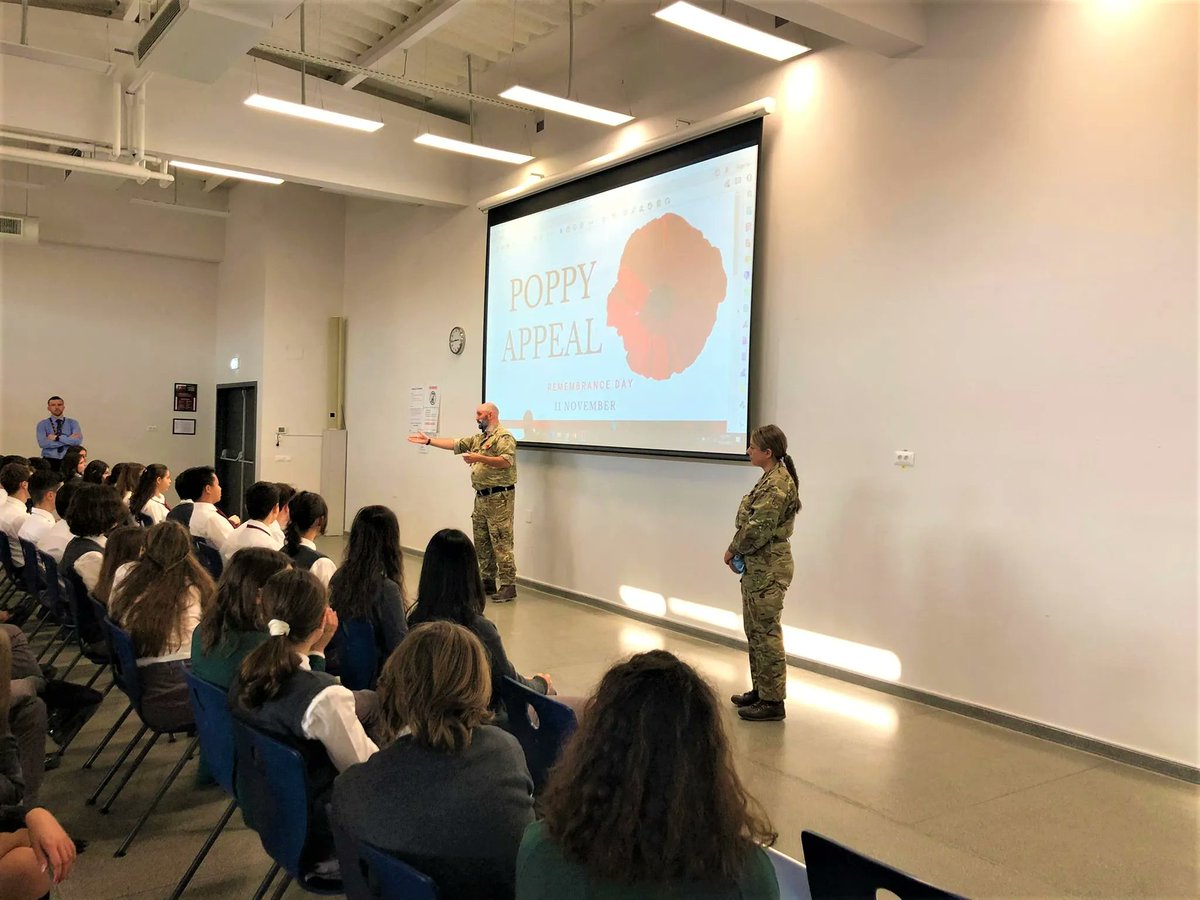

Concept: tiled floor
[[35, 564, 1200, 899]]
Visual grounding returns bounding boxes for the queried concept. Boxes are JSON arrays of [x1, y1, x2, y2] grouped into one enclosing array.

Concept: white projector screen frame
[[483, 118, 763, 461]]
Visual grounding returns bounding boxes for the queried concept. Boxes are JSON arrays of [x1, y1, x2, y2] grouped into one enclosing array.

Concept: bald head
[[475, 402, 499, 433]]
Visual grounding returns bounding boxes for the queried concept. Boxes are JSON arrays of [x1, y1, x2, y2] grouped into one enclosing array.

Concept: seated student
[[230, 569, 376, 871], [192, 548, 332, 689], [0, 457, 25, 505], [129, 464, 171, 526], [82, 459, 109, 485], [333, 622, 534, 900], [0, 631, 77, 900], [270, 483, 296, 546], [62, 484, 130, 651], [283, 492, 337, 589], [328, 506, 408, 673], [0, 463, 31, 567], [35, 481, 78, 564], [109, 522, 212, 732], [17, 470, 60, 549], [170, 466, 239, 549], [24, 458, 49, 474], [58, 446, 87, 486], [516, 651, 779, 900], [220, 482, 284, 564], [111, 463, 145, 506], [92, 526, 146, 608], [408, 529, 553, 713]]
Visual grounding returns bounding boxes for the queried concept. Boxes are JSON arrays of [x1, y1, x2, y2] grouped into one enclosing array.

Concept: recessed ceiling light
[[499, 86, 633, 126], [414, 133, 533, 165], [244, 93, 384, 133], [169, 161, 284, 185], [654, 1, 810, 62]]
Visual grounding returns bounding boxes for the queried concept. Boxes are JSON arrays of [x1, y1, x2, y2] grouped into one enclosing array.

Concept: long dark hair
[[109, 521, 214, 658], [330, 505, 406, 620], [94, 526, 146, 606], [65, 483, 130, 538], [408, 529, 486, 627], [237, 569, 326, 709], [82, 459, 109, 484], [199, 548, 292, 652], [114, 463, 144, 499], [60, 445, 86, 482], [751, 424, 801, 514], [540, 651, 774, 885], [284, 491, 328, 555], [128, 464, 168, 519]]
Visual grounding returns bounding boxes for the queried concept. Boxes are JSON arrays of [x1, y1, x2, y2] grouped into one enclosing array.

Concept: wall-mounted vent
[[0, 215, 39, 244]]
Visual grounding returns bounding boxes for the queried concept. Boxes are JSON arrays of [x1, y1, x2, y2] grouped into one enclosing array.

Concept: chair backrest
[[801, 832, 965, 900], [331, 810, 438, 900], [101, 617, 144, 709], [232, 720, 312, 882], [36, 551, 63, 617], [186, 673, 238, 797], [192, 538, 223, 580], [0, 535, 18, 582], [326, 617, 379, 692], [766, 847, 811, 900], [135, 512, 153, 529], [19, 539, 43, 595], [61, 570, 103, 652], [496, 676, 578, 793]]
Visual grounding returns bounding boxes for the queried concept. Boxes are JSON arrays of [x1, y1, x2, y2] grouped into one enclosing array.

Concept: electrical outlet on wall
[[894, 449, 915, 468], [526, 507, 534, 524], [146, 425, 158, 432]]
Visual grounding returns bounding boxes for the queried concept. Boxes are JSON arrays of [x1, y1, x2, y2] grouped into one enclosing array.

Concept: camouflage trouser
[[472, 489, 516, 589], [740, 542, 793, 703]]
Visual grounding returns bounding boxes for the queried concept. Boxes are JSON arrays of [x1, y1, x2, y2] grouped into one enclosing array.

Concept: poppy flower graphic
[[606, 213, 727, 381]]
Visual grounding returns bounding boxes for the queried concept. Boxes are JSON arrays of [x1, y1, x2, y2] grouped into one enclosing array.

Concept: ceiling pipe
[[134, 83, 146, 163], [0, 144, 173, 184], [112, 79, 122, 159]]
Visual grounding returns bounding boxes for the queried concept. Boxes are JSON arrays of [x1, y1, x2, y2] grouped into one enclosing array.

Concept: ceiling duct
[[136, 0, 302, 83]]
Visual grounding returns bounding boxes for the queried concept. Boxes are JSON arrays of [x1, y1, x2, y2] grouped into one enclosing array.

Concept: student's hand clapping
[[313, 607, 339, 654]]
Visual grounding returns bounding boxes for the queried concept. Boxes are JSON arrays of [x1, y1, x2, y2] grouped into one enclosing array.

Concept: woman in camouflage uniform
[[724, 425, 801, 722]]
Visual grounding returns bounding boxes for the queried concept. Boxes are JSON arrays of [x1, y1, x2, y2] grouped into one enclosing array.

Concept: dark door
[[215, 383, 257, 520]]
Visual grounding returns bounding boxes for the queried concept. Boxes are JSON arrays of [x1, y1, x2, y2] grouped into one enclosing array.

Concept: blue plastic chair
[[18, 539, 56, 642], [801, 831, 964, 900], [88, 618, 198, 858], [232, 720, 343, 899], [34, 551, 72, 665], [496, 676, 578, 793], [0, 536, 29, 611], [331, 809, 438, 900], [326, 617, 380, 691], [168, 674, 240, 899], [766, 847, 812, 900], [192, 538, 223, 580], [54, 574, 110, 683]]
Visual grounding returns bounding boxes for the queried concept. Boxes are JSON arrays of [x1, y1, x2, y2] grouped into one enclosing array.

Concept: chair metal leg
[[267, 874, 293, 900], [87, 723, 147, 805], [251, 862, 282, 900], [59, 647, 84, 679], [83, 702, 131, 769], [83, 662, 108, 689], [25, 609, 50, 642], [43, 631, 77, 667], [167, 797, 238, 900], [114, 736, 199, 857], [101, 731, 161, 812], [35, 626, 66, 662]]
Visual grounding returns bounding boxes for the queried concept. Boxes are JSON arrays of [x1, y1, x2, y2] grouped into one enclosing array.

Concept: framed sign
[[174, 383, 198, 412], [172, 418, 197, 436]]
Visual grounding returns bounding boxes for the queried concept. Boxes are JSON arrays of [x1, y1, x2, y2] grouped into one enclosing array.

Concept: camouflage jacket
[[454, 426, 517, 490], [729, 464, 798, 556]]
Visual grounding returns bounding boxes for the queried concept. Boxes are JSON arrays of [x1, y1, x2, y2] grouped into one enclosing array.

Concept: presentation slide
[[484, 133, 759, 458]]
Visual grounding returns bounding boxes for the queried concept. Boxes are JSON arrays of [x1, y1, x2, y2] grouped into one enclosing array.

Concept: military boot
[[483, 578, 498, 596], [730, 689, 759, 708], [493, 584, 517, 602], [738, 700, 786, 722]]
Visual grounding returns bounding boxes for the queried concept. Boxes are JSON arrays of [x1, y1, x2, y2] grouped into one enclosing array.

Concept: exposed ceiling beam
[[336, 0, 470, 89], [118, 0, 138, 23], [202, 175, 227, 192]]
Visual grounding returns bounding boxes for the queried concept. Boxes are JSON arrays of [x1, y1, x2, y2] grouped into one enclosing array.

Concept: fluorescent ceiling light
[[414, 133, 533, 165], [244, 93, 384, 133], [499, 86, 633, 126], [654, 1, 810, 61], [169, 161, 284, 185]]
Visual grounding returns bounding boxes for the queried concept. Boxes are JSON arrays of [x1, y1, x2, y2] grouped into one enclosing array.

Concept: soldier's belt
[[475, 484, 515, 497]]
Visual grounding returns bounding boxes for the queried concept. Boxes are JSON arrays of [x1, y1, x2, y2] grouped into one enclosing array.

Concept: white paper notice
[[410, 385, 441, 453]]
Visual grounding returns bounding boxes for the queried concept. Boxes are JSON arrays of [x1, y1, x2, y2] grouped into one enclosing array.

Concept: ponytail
[[236, 568, 327, 708], [285, 491, 329, 555], [781, 453, 802, 513], [284, 518, 303, 555]]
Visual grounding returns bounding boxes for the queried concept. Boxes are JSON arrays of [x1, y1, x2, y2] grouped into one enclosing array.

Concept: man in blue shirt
[[36, 396, 83, 471]]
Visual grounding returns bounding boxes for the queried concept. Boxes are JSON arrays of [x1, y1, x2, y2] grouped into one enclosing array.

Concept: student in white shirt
[[36, 481, 79, 564], [269, 483, 296, 546], [174, 466, 239, 550], [61, 484, 130, 595], [283, 491, 337, 589], [221, 482, 285, 564], [110, 521, 214, 731], [129, 465, 171, 526], [0, 455, 28, 503], [17, 470, 61, 548], [230, 568, 373, 868], [0, 462, 32, 567]]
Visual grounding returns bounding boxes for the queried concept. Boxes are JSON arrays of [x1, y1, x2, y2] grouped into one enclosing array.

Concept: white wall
[[1, 241, 218, 473], [342, 1, 1199, 766]]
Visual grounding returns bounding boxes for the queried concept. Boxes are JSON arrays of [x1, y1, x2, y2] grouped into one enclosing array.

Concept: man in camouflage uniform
[[725, 425, 800, 721], [409, 402, 518, 601]]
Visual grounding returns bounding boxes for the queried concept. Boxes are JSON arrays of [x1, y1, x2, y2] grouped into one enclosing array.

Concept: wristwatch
[[425, 437, 432, 445]]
